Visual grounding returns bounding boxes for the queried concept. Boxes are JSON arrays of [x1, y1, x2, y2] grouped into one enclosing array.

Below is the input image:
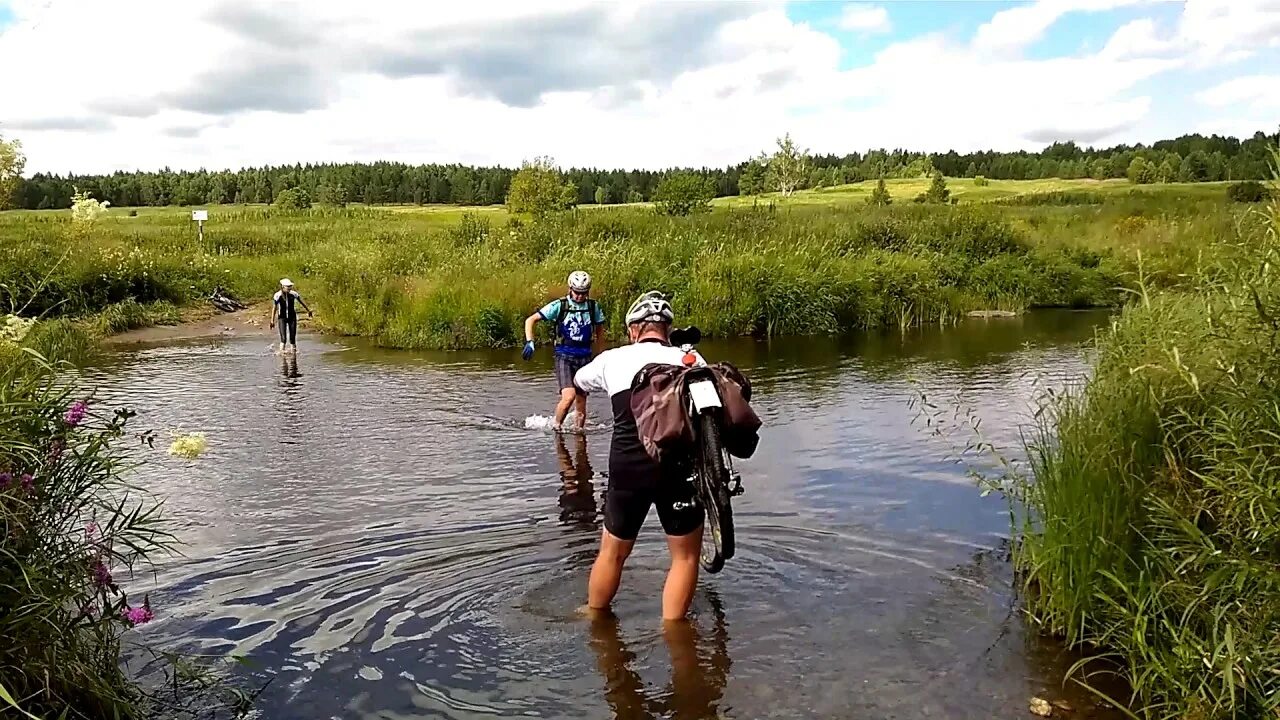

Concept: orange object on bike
[[682, 352, 696, 367]]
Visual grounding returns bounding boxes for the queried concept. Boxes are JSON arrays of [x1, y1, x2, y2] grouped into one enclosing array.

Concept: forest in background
[[10, 129, 1277, 210]]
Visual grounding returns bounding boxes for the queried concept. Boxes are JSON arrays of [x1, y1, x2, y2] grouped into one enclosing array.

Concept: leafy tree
[[902, 155, 935, 178], [654, 172, 716, 216], [920, 171, 951, 204], [867, 178, 892, 206], [1179, 151, 1211, 182], [506, 156, 577, 216], [0, 134, 25, 210], [317, 183, 348, 207], [1128, 157, 1156, 185], [738, 161, 766, 196], [274, 187, 312, 210], [594, 186, 607, 205], [964, 161, 978, 178], [763, 133, 808, 197], [625, 189, 644, 204], [1156, 159, 1177, 184], [206, 179, 226, 205]]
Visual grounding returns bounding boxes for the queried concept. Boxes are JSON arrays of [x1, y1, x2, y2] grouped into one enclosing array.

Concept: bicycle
[[670, 326, 745, 574]]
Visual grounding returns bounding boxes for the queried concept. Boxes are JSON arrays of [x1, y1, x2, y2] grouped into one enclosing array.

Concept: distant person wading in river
[[270, 278, 312, 353], [522, 271, 606, 433]]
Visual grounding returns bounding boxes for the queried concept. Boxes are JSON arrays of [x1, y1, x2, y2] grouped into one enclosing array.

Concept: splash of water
[[523, 411, 593, 433]]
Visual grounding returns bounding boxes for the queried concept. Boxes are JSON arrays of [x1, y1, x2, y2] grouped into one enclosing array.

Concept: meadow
[[0, 177, 1246, 352]]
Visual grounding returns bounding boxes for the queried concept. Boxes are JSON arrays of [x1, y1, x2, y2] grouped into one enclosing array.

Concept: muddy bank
[[103, 304, 314, 347]]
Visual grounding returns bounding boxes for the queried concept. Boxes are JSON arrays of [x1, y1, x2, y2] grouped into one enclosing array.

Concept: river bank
[[0, 184, 1246, 351]]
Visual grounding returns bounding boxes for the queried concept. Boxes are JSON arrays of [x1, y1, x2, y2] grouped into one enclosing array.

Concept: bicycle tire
[[696, 413, 735, 573]]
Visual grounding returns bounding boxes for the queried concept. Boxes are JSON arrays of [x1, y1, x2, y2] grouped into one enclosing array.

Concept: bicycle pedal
[[673, 501, 699, 512]]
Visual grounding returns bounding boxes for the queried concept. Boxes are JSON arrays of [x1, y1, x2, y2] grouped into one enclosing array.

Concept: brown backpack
[[630, 362, 761, 463]]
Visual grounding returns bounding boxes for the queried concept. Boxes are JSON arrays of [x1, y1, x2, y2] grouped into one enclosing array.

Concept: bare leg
[[663, 527, 703, 621], [574, 392, 588, 431], [553, 387, 576, 430], [589, 529, 634, 611]]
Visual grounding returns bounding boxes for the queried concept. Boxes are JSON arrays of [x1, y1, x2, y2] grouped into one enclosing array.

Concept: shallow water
[[86, 311, 1126, 719]]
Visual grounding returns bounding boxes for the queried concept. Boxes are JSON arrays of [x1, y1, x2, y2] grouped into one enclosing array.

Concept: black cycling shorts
[[603, 481, 703, 541]]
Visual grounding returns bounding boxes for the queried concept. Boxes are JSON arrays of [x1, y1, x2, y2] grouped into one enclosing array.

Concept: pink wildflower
[[64, 400, 88, 427], [20, 474, 33, 493], [91, 558, 113, 588], [0, 472, 11, 488], [122, 602, 154, 627]]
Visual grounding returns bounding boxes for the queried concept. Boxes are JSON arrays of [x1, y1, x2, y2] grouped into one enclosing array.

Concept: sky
[[0, 0, 1277, 175]]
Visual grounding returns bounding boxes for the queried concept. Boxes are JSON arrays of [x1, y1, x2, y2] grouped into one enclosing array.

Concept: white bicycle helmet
[[626, 290, 674, 325], [568, 270, 591, 293]]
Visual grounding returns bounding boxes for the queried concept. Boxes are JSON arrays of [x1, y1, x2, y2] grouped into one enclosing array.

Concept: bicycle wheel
[[696, 413, 735, 573]]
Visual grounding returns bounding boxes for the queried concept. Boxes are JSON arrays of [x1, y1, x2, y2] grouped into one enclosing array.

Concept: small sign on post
[[192, 209, 208, 242]]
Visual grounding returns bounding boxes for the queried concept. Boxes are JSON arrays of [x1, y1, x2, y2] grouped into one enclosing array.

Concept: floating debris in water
[[168, 432, 208, 458], [1028, 697, 1053, 717]]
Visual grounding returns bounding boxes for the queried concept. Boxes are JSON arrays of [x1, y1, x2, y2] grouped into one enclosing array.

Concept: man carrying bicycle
[[572, 291, 707, 621]]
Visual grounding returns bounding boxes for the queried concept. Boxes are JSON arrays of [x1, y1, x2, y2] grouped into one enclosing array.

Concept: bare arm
[[574, 354, 607, 395], [524, 313, 541, 343], [296, 294, 313, 315], [268, 299, 276, 327]]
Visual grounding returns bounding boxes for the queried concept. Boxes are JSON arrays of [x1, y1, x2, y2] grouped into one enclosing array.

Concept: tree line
[[5, 128, 1277, 210]]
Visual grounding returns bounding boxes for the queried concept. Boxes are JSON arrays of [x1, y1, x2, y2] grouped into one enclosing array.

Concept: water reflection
[[589, 592, 731, 720], [556, 434, 599, 529], [279, 351, 301, 379]]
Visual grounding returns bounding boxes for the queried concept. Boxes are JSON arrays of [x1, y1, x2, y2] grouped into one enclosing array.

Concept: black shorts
[[604, 481, 704, 541], [555, 353, 591, 391]]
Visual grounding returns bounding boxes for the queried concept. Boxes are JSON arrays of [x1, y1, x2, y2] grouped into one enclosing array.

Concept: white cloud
[[838, 4, 891, 33], [0, 0, 1276, 175], [973, 0, 1147, 55], [1196, 75, 1280, 111]]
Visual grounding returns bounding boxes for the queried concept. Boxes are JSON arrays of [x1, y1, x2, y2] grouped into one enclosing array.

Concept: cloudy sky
[[1, 0, 1277, 175]]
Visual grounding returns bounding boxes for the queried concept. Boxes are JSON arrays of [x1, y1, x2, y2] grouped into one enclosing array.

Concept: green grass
[[986, 184, 1280, 718], [0, 179, 1252, 350]]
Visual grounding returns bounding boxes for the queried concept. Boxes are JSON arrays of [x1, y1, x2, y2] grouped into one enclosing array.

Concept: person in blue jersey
[[522, 271, 607, 433], [269, 278, 312, 353]]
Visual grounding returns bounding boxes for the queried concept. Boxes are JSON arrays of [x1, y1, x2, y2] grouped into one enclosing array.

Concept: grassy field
[[0, 176, 1252, 352]]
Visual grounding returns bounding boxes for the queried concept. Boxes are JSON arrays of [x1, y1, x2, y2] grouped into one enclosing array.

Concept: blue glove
[[522, 341, 535, 361]]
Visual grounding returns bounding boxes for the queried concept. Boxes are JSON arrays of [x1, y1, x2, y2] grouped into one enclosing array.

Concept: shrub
[[0, 356, 170, 716], [866, 178, 891, 206], [973, 175, 990, 187], [273, 187, 312, 211], [921, 171, 950, 204], [1226, 180, 1269, 203], [506, 157, 577, 217], [653, 172, 715, 216]]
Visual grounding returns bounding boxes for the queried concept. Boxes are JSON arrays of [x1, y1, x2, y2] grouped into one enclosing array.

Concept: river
[[86, 310, 1124, 719]]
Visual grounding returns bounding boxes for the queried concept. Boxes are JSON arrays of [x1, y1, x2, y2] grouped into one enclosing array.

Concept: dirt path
[[103, 303, 292, 346]]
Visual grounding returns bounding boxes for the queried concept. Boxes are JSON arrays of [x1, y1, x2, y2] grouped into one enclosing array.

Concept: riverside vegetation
[[0, 177, 1256, 353], [930, 155, 1279, 720]]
